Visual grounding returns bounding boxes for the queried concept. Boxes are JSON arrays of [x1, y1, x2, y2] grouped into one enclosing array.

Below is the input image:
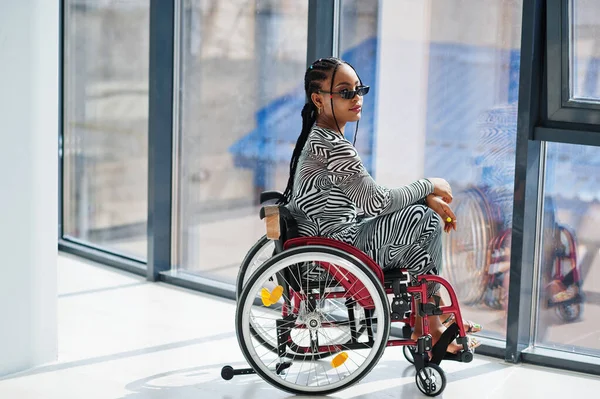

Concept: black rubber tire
[[415, 363, 446, 397], [236, 245, 391, 395], [237, 236, 331, 361], [403, 345, 416, 364], [442, 188, 497, 306], [236, 235, 272, 299], [557, 302, 581, 323]]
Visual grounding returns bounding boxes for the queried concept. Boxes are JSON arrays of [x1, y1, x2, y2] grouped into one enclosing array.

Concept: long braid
[[280, 58, 341, 204], [280, 57, 365, 204]]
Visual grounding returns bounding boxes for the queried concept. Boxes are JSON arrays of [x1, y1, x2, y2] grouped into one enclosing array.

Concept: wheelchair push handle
[[259, 190, 285, 205]]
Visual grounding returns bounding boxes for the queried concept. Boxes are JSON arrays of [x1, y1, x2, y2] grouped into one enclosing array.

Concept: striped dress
[[287, 126, 443, 296]]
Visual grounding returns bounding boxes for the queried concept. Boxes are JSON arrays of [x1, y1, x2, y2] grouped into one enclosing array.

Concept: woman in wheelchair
[[226, 57, 482, 396], [280, 57, 481, 353]]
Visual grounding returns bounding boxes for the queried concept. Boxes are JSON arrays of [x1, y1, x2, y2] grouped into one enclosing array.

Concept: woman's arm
[[327, 140, 434, 216]]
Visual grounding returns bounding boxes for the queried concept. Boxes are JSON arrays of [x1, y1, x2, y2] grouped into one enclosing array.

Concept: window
[[174, 0, 308, 281], [338, 0, 379, 171], [373, 0, 523, 340], [546, 0, 600, 124], [570, 0, 600, 102], [62, 0, 149, 260], [534, 141, 600, 357]]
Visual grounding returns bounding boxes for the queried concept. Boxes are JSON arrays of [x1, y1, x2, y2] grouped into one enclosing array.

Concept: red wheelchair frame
[[284, 236, 471, 350]]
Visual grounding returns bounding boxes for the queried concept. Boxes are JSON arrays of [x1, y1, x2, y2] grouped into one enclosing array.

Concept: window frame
[[546, 0, 600, 126]]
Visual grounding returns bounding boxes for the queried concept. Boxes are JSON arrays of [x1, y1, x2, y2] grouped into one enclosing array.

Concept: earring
[[317, 107, 321, 115]]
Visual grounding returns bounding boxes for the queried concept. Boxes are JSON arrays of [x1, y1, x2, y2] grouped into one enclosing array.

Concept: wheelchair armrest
[[260, 191, 284, 204]]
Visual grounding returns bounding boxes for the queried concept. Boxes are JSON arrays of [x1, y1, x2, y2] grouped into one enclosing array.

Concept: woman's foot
[[441, 313, 482, 334], [411, 326, 481, 354]]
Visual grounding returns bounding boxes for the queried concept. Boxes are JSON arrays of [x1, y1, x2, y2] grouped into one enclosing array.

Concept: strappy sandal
[[441, 313, 482, 334], [429, 324, 482, 365]]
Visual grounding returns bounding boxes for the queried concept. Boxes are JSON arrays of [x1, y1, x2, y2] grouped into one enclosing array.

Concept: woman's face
[[312, 64, 364, 130]]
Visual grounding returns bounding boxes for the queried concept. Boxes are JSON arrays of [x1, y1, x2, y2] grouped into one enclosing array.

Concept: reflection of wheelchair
[[442, 187, 583, 322], [222, 191, 474, 396]]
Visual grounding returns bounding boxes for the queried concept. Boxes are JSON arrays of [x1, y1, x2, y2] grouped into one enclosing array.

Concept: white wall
[[0, 0, 59, 376], [375, 0, 431, 186]]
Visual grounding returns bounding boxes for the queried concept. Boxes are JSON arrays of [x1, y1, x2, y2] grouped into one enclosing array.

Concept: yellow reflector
[[269, 285, 284, 304], [331, 352, 348, 368], [261, 288, 273, 306]]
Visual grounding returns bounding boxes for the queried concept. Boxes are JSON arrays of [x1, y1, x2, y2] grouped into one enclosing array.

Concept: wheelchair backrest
[[259, 191, 299, 253]]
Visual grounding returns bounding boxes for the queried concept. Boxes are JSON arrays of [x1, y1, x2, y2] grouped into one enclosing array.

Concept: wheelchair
[[442, 187, 583, 322], [222, 191, 475, 396]]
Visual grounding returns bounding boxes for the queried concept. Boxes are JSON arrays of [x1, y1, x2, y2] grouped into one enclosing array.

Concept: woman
[[281, 57, 481, 352]]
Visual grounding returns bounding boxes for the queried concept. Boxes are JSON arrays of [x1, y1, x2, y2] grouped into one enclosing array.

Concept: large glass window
[[62, 0, 149, 260], [175, 0, 308, 280], [373, 0, 523, 340], [570, 0, 600, 101], [338, 0, 379, 173], [535, 142, 600, 357]]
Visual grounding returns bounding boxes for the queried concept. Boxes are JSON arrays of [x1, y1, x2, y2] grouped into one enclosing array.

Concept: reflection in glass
[[571, 0, 600, 101], [175, 0, 309, 279], [535, 142, 600, 357], [375, 0, 523, 340], [62, 0, 149, 259]]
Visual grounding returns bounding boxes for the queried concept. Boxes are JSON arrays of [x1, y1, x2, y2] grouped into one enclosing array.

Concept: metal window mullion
[[505, 0, 545, 363], [147, 0, 175, 281], [332, 0, 340, 58], [58, 0, 65, 239], [561, 0, 571, 106], [529, 141, 548, 347], [534, 125, 600, 146], [170, 0, 183, 269], [307, 0, 336, 68]]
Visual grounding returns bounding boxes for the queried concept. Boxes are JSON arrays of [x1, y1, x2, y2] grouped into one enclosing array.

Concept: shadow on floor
[[118, 359, 510, 399]]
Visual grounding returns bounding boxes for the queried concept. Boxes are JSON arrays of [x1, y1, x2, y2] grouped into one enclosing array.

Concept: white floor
[[1, 254, 599, 399]]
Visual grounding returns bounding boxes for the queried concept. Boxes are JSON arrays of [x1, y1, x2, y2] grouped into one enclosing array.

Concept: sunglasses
[[319, 85, 370, 100]]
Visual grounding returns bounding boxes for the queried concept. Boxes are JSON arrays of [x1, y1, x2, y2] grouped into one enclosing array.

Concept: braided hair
[[279, 57, 363, 205]]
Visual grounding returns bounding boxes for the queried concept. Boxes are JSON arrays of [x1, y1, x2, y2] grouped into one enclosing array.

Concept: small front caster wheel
[[415, 363, 446, 396], [221, 365, 234, 380]]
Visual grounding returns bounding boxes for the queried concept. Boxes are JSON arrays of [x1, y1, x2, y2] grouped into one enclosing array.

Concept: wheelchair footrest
[[547, 292, 584, 308], [429, 323, 461, 365], [443, 348, 474, 363]]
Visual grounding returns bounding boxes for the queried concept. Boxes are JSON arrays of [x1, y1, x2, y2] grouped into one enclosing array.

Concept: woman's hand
[[426, 177, 453, 204], [426, 195, 457, 233]]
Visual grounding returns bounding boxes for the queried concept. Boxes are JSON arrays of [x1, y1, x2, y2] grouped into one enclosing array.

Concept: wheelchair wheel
[[415, 363, 446, 396], [557, 302, 581, 322], [238, 236, 331, 360], [235, 235, 275, 299], [236, 245, 390, 395], [442, 188, 496, 305]]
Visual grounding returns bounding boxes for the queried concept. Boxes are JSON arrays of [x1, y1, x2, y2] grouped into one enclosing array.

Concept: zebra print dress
[[287, 126, 443, 295]]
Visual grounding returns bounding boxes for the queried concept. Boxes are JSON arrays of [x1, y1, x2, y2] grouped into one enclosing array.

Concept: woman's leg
[[354, 205, 477, 352]]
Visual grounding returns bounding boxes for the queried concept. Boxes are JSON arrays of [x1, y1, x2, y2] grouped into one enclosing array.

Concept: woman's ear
[[311, 92, 323, 110]]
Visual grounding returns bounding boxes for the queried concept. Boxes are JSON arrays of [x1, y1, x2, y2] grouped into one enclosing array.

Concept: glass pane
[[374, 0, 522, 340], [338, 0, 379, 171], [62, 0, 149, 259], [570, 0, 600, 101], [535, 142, 600, 357], [176, 0, 308, 279]]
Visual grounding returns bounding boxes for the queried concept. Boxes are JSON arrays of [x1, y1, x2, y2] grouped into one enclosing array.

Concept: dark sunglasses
[[319, 85, 370, 100]]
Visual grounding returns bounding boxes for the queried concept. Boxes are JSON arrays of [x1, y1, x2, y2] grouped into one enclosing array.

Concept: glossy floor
[[0, 253, 599, 398]]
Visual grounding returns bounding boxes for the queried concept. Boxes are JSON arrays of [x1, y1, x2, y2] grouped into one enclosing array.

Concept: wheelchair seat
[[258, 191, 411, 287]]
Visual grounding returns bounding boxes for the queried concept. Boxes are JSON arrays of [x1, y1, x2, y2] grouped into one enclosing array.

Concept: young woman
[[281, 57, 481, 352]]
